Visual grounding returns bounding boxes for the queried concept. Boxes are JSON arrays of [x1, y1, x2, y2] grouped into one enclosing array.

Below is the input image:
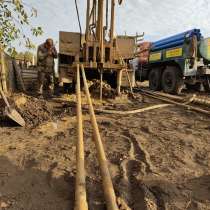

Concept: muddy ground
[[0, 91, 210, 210]]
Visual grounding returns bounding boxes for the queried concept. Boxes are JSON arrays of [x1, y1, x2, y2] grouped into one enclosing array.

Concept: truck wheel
[[203, 76, 210, 92], [161, 66, 183, 94], [149, 68, 162, 91], [186, 83, 202, 91]]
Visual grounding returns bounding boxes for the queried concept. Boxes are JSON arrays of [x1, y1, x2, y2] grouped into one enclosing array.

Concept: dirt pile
[[88, 79, 116, 99], [14, 94, 53, 127]]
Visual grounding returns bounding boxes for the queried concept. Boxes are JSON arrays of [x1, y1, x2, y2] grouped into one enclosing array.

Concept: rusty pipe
[[110, 0, 115, 42], [96, 0, 104, 62], [81, 64, 119, 210], [144, 90, 210, 107], [100, 0, 104, 63], [86, 0, 90, 41], [96, 0, 103, 41], [141, 89, 210, 116], [75, 64, 88, 210]]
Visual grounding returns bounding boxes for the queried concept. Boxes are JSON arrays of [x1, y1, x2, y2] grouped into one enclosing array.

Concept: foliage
[[0, 0, 43, 56], [24, 51, 34, 61], [16, 51, 34, 62]]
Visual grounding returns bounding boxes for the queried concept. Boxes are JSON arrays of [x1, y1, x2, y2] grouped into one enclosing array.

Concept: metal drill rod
[[141, 89, 210, 116], [81, 64, 119, 210], [75, 64, 88, 210]]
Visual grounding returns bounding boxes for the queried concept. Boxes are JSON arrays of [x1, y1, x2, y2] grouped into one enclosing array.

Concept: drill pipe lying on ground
[[81, 64, 119, 210], [148, 91, 210, 107], [74, 64, 119, 210], [75, 64, 88, 210], [141, 89, 210, 116]]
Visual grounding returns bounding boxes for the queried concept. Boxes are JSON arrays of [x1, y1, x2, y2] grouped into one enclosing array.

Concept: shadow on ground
[[0, 156, 75, 210]]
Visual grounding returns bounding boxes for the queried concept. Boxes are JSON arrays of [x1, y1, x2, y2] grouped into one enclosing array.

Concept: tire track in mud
[[117, 129, 163, 210]]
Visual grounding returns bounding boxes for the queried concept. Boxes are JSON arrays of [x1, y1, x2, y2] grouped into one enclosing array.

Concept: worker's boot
[[48, 85, 55, 98], [37, 85, 44, 98]]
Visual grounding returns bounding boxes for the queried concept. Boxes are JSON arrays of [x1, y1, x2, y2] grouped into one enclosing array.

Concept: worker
[[37, 38, 58, 97]]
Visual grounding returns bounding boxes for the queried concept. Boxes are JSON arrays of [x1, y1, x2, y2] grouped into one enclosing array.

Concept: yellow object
[[149, 52, 161, 61], [81, 64, 119, 210], [75, 64, 88, 210], [166, 48, 182, 58], [199, 37, 210, 61], [207, 39, 210, 57]]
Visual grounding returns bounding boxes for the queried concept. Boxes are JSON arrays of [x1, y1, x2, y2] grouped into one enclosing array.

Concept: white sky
[[19, 0, 210, 51]]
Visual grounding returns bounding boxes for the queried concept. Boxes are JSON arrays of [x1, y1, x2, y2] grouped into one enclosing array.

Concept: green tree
[[24, 51, 34, 62], [15, 51, 34, 62], [16, 52, 25, 60], [0, 0, 43, 56]]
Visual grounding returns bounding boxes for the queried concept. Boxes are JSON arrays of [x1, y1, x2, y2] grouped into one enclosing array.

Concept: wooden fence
[[0, 49, 16, 93], [0, 49, 38, 93]]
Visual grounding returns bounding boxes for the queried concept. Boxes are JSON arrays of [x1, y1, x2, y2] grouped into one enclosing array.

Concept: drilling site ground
[[0, 89, 210, 210]]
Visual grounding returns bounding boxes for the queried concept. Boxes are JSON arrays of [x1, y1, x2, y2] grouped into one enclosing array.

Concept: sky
[[20, 0, 210, 52]]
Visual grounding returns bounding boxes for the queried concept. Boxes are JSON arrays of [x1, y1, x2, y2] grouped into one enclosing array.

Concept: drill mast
[[85, 0, 122, 64]]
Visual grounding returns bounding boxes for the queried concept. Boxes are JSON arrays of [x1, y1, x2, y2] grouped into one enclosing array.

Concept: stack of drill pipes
[[81, 64, 119, 210], [193, 96, 210, 107], [75, 64, 88, 210], [152, 29, 202, 47], [153, 29, 200, 47], [141, 89, 210, 116], [151, 29, 202, 51], [145, 90, 210, 107]]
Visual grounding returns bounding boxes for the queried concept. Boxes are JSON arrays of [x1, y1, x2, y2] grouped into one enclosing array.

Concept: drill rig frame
[[58, 0, 138, 95]]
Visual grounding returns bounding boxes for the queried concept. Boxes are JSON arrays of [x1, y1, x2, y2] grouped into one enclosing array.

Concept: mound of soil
[[88, 79, 116, 99], [14, 94, 53, 127]]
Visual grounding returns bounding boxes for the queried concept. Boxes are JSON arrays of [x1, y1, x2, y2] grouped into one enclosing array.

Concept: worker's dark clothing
[[37, 43, 58, 95]]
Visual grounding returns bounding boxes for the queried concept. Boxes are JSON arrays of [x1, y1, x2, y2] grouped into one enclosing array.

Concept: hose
[[94, 104, 171, 115]]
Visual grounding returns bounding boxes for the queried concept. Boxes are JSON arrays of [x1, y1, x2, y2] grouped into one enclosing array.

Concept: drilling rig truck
[[135, 29, 210, 94]]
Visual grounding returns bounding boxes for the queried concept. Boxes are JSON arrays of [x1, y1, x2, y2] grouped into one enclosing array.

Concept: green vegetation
[[16, 51, 35, 62], [0, 0, 43, 56]]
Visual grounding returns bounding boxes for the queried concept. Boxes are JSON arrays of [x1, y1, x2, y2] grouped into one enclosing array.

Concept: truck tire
[[149, 68, 162, 91], [161, 66, 183, 94], [203, 76, 210, 92]]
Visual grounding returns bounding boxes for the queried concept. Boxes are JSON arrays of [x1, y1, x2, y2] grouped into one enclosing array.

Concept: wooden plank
[[0, 48, 7, 93], [13, 61, 26, 92]]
